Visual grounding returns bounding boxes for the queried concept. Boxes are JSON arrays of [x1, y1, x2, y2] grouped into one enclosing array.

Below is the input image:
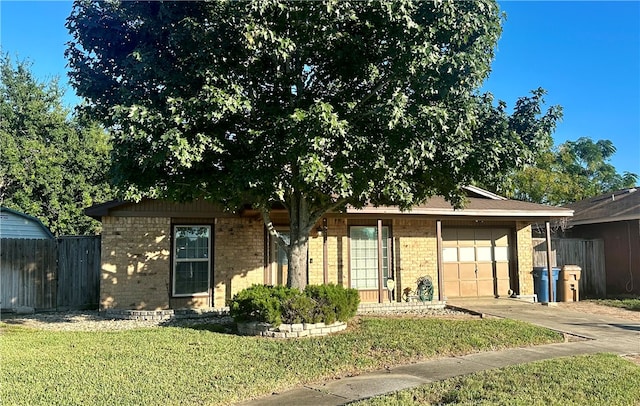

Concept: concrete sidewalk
[[239, 299, 640, 406]]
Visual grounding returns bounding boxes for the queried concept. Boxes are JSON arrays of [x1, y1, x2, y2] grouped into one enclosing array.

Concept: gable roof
[[564, 187, 640, 226], [0, 207, 55, 239]]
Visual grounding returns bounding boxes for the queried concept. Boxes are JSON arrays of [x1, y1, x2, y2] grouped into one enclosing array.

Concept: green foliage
[[281, 294, 317, 324], [228, 284, 299, 325], [305, 283, 360, 324], [67, 1, 561, 286], [0, 317, 562, 405], [0, 55, 113, 235], [229, 284, 360, 325], [486, 136, 637, 205]]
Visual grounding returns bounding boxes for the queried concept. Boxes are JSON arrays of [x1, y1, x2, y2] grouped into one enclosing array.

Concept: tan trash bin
[[560, 265, 581, 302]]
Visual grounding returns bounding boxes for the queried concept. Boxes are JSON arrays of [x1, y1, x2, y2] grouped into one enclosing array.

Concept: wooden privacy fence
[[533, 238, 606, 297], [0, 236, 100, 310]]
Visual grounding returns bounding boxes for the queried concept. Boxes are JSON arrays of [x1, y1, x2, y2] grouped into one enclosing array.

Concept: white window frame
[[349, 226, 390, 290], [173, 225, 211, 297]]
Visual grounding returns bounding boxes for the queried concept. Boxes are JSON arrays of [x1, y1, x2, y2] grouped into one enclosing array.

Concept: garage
[[442, 228, 511, 298]]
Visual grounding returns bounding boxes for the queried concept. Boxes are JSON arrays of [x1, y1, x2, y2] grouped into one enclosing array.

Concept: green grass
[[591, 297, 640, 311], [355, 353, 640, 406], [0, 317, 562, 405]]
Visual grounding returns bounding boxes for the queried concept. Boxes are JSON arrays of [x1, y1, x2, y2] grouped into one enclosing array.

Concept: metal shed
[[0, 207, 54, 239]]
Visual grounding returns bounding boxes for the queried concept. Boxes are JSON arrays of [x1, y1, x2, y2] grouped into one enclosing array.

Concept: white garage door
[[442, 228, 511, 298]]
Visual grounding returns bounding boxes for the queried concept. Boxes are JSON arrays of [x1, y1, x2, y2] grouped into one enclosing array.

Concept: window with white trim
[[173, 225, 211, 296], [350, 226, 389, 289]]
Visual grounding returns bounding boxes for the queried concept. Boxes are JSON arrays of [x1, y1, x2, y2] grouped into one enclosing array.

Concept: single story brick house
[[86, 186, 572, 310]]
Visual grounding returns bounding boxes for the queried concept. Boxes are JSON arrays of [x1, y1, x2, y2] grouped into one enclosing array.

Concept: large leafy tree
[[490, 137, 637, 205], [66, 0, 560, 288], [0, 56, 112, 235]]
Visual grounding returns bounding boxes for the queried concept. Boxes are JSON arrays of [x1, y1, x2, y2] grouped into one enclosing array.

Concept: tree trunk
[[286, 192, 313, 290]]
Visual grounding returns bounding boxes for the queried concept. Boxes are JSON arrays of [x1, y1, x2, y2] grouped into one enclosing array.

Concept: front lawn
[[0, 317, 561, 405], [355, 353, 640, 406]]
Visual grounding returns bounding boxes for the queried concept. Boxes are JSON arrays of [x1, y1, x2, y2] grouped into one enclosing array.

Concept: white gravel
[[1, 311, 233, 332], [1, 307, 473, 332]]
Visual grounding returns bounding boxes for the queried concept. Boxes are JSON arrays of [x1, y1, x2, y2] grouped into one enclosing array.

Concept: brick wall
[[101, 216, 265, 310], [100, 216, 171, 310], [213, 217, 265, 307], [392, 219, 438, 301], [516, 221, 534, 295], [308, 233, 324, 286]]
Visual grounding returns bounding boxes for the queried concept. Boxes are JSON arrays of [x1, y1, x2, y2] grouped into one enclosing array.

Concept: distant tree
[[66, 0, 560, 288], [487, 137, 637, 205], [0, 55, 112, 235]]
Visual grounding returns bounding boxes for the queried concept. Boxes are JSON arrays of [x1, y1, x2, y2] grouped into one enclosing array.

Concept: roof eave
[[346, 207, 573, 218], [84, 200, 129, 220], [570, 214, 640, 226]]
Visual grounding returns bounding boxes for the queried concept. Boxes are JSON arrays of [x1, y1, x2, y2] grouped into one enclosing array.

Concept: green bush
[[229, 284, 360, 326], [229, 284, 300, 325], [281, 294, 316, 324], [304, 284, 360, 324]]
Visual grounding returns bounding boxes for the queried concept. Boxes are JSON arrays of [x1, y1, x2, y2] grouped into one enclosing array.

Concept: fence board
[[1, 239, 57, 309], [57, 236, 101, 309], [532, 238, 606, 297], [1, 236, 100, 310]]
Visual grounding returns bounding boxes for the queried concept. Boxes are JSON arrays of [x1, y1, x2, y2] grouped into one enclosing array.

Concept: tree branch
[[261, 205, 290, 254], [308, 197, 348, 226]]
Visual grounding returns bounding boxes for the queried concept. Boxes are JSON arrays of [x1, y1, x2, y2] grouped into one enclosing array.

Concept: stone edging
[[357, 301, 446, 314], [237, 321, 347, 338], [101, 301, 448, 322]]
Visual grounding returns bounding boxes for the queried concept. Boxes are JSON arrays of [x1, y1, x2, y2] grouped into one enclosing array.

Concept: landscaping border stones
[[237, 321, 347, 338]]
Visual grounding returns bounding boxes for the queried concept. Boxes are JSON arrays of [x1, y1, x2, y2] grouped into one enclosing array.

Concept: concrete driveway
[[447, 298, 640, 352]]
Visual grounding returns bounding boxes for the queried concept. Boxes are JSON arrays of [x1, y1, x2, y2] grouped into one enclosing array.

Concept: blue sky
[[1, 1, 639, 176]]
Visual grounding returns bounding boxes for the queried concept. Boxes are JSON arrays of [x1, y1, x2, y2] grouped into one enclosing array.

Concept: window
[[173, 225, 211, 296], [350, 226, 389, 289], [270, 233, 289, 286]]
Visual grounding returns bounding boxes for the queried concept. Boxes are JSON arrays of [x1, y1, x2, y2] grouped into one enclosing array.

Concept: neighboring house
[[0, 207, 54, 239], [561, 187, 640, 295], [85, 186, 572, 310]]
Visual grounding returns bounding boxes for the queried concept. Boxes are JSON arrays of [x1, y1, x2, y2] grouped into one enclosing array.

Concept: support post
[[436, 220, 444, 301], [377, 219, 384, 304], [322, 218, 328, 285], [545, 220, 554, 303]]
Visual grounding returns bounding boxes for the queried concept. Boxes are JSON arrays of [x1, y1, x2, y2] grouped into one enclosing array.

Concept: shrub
[[305, 284, 360, 324], [229, 284, 300, 325], [281, 294, 316, 324], [229, 284, 360, 326]]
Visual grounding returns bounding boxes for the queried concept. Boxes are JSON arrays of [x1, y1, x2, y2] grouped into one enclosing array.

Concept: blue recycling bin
[[532, 267, 560, 303]]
